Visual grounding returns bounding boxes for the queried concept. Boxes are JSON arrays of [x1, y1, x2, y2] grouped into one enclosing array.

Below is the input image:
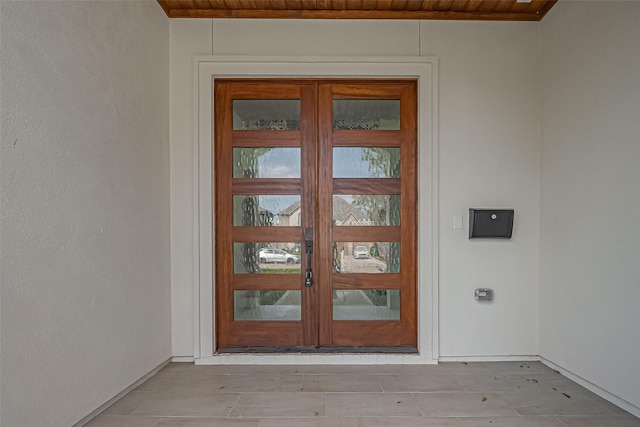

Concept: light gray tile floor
[[86, 362, 640, 427]]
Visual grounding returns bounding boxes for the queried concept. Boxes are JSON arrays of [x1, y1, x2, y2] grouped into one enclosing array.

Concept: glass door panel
[[333, 147, 400, 178], [333, 290, 400, 320], [232, 148, 301, 178], [333, 99, 401, 130], [233, 195, 301, 227], [333, 241, 400, 274], [232, 243, 302, 274], [233, 99, 301, 130], [234, 290, 302, 321], [333, 195, 401, 226]]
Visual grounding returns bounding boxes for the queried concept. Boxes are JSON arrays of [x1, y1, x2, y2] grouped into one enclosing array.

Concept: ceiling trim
[[157, 1, 557, 22]]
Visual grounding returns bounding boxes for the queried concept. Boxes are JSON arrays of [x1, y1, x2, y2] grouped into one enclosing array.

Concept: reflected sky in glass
[[233, 148, 301, 178], [333, 147, 400, 178]]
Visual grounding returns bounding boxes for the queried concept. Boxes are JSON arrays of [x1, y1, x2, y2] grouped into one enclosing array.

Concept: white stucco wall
[[540, 1, 640, 410], [170, 19, 541, 358], [421, 21, 540, 357], [0, 2, 170, 426]]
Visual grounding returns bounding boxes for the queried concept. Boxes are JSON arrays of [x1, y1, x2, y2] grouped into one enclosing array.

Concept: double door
[[214, 79, 417, 350]]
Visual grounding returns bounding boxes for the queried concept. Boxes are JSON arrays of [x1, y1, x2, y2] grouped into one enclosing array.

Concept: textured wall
[[540, 1, 640, 410], [0, 1, 170, 425], [421, 21, 541, 357]]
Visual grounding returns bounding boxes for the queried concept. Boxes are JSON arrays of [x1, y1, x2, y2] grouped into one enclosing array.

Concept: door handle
[[304, 228, 313, 287]]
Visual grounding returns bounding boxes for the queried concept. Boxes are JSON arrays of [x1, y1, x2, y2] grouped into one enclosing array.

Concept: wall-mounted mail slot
[[469, 209, 514, 239]]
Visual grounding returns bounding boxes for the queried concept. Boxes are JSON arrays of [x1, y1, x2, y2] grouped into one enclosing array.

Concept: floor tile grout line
[[226, 392, 243, 418], [128, 395, 150, 417], [325, 392, 328, 418], [495, 390, 523, 417], [410, 392, 426, 417], [573, 388, 634, 416]]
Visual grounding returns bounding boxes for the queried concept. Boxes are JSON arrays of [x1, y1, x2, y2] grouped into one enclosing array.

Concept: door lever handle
[[304, 238, 313, 287], [304, 227, 313, 287], [304, 269, 313, 287]]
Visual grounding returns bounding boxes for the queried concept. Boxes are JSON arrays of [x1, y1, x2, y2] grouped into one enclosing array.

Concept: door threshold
[[216, 346, 418, 354]]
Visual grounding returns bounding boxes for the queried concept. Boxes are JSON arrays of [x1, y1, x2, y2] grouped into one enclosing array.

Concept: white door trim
[[193, 56, 439, 364]]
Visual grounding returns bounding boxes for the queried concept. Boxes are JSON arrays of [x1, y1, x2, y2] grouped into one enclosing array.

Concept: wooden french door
[[214, 79, 417, 350]]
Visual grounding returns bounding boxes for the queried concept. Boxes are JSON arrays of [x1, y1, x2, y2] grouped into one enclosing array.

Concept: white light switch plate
[[453, 215, 463, 230]]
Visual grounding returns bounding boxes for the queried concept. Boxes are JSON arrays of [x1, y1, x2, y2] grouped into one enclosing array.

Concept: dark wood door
[[214, 79, 417, 350]]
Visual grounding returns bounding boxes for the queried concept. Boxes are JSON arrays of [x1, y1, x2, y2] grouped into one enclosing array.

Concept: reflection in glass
[[233, 99, 300, 130], [233, 243, 302, 274], [333, 99, 400, 130], [333, 290, 400, 320], [333, 195, 400, 226], [233, 195, 301, 226], [233, 148, 301, 178], [333, 242, 400, 274], [333, 147, 400, 178], [234, 290, 301, 321]]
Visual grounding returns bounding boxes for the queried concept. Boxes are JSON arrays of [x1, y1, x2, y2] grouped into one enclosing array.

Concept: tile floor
[[86, 362, 640, 427]]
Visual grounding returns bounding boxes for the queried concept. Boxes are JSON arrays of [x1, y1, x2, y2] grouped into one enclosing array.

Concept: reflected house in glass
[[333, 196, 368, 227], [278, 197, 377, 257], [277, 200, 302, 227], [331, 196, 372, 258]]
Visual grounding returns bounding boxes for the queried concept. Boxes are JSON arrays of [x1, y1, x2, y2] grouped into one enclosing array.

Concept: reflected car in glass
[[258, 248, 300, 264], [353, 245, 370, 259]]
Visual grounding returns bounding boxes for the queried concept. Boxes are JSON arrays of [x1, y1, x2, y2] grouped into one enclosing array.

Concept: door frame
[[193, 56, 439, 364]]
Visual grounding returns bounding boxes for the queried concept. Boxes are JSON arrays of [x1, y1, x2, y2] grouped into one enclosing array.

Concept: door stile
[[300, 83, 318, 346], [213, 82, 234, 346], [399, 82, 419, 340], [317, 84, 335, 346]]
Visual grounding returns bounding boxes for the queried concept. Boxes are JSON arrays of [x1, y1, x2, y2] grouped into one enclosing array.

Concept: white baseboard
[[194, 353, 541, 365], [540, 358, 640, 418], [172, 356, 195, 363], [438, 355, 541, 362], [73, 358, 171, 427], [196, 353, 437, 365]]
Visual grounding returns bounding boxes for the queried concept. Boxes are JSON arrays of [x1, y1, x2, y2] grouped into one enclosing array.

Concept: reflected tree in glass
[[333, 147, 399, 178], [346, 194, 400, 227], [234, 196, 275, 227], [234, 147, 270, 179], [361, 147, 400, 178], [352, 147, 401, 273], [232, 149, 271, 275]]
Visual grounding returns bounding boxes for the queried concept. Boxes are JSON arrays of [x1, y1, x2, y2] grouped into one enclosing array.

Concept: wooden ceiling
[[157, 0, 557, 21]]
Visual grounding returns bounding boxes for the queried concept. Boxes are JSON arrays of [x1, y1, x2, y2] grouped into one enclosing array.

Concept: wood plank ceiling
[[157, 0, 557, 21]]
